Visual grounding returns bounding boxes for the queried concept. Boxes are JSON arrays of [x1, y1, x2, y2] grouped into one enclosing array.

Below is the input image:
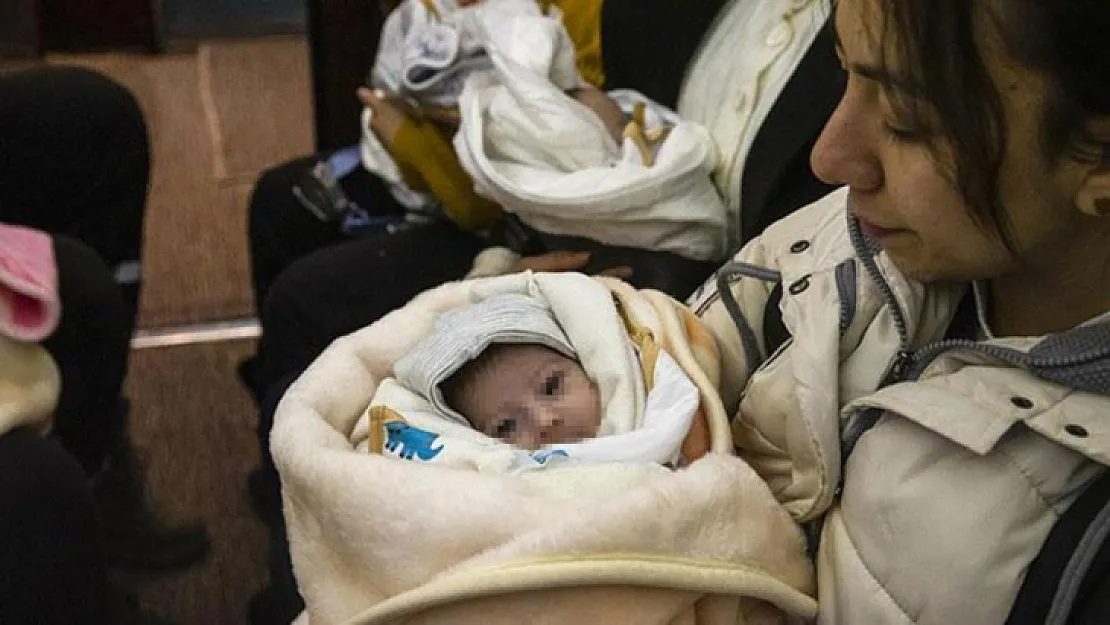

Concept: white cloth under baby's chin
[[351, 343, 699, 473]]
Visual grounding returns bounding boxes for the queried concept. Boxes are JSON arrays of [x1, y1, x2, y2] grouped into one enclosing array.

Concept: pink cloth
[[0, 225, 60, 342]]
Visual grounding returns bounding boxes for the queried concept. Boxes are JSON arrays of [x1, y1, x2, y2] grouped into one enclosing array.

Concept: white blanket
[[453, 28, 729, 261], [361, 0, 581, 213], [371, 0, 565, 107], [272, 273, 814, 624]]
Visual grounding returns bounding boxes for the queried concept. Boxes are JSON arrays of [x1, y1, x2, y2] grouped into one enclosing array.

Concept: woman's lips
[[856, 216, 905, 241]]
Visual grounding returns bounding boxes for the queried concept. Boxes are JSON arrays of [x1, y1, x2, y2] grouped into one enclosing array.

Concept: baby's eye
[[540, 370, 565, 397], [491, 418, 518, 439]]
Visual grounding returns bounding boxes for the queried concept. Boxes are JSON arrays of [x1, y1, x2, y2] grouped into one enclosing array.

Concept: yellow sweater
[[543, 0, 604, 88], [388, 0, 604, 232]]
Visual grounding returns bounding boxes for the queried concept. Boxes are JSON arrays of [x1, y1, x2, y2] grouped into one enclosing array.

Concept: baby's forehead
[[481, 343, 574, 374]]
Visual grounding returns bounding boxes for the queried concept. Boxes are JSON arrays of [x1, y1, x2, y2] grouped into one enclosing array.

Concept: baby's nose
[[534, 407, 565, 441]]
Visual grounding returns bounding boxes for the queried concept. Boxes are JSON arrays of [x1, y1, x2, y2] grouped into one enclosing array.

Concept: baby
[[393, 292, 607, 450], [383, 287, 702, 468], [440, 342, 601, 449]]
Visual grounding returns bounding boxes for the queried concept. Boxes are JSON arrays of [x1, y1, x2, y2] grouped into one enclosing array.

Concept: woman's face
[[810, 0, 1094, 284]]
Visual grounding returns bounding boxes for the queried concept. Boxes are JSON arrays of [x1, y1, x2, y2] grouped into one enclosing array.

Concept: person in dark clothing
[[0, 66, 146, 328], [0, 428, 112, 624], [0, 66, 211, 623]]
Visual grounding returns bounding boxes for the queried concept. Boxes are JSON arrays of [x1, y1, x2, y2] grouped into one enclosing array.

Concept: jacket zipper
[[847, 206, 1110, 428], [847, 209, 914, 385]]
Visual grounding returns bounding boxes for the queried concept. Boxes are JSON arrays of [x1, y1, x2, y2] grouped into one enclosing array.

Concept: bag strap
[[1048, 480, 1110, 625], [1006, 470, 1110, 624]]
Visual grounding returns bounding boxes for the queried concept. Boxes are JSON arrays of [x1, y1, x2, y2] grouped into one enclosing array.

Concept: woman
[[694, 0, 1110, 621]]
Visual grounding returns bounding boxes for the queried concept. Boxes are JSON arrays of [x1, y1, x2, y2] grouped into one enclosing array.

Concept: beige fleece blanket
[[0, 335, 58, 438], [272, 272, 815, 625]]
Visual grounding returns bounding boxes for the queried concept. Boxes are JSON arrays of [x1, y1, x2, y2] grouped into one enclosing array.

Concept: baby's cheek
[[594, 386, 604, 412], [561, 389, 601, 436], [587, 386, 603, 432]]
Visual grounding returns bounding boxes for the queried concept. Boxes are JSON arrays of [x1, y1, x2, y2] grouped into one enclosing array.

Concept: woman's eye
[[883, 121, 927, 143], [492, 418, 518, 439], [879, 93, 933, 144], [540, 370, 564, 397]]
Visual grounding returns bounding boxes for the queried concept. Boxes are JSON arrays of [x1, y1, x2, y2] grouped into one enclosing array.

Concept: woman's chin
[[886, 253, 986, 285], [883, 249, 947, 284]]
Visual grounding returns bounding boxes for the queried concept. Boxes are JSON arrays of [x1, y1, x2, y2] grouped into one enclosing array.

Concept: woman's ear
[[1076, 121, 1110, 217], [1076, 171, 1110, 217]]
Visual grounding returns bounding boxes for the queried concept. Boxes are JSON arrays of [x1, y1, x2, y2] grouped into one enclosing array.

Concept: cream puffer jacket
[[692, 186, 1110, 624]]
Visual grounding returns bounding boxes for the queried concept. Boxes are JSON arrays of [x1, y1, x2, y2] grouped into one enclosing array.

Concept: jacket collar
[[846, 205, 1110, 398]]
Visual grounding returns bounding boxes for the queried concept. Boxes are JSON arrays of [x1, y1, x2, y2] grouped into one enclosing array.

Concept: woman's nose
[[810, 89, 883, 192]]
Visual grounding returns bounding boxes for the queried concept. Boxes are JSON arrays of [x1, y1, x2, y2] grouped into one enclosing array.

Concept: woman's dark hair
[[875, 0, 1110, 248]]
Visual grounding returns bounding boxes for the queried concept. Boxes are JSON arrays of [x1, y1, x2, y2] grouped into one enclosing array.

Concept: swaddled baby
[[279, 274, 817, 624], [367, 291, 702, 469]]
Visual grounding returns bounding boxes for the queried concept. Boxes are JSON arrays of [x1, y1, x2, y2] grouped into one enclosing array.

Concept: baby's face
[[452, 345, 601, 450]]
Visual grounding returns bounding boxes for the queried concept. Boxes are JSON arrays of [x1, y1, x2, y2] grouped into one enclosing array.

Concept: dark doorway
[[27, 0, 308, 55], [0, 0, 41, 59], [308, 0, 383, 150], [161, 0, 306, 41], [39, 0, 158, 53]]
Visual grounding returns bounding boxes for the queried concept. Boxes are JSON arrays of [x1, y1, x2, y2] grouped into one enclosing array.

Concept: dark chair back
[[308, 0, 386, 150]]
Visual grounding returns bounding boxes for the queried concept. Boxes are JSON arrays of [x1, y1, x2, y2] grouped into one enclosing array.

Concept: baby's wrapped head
[[394, 293, 602, 449], [441, 342, 600, 449]]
